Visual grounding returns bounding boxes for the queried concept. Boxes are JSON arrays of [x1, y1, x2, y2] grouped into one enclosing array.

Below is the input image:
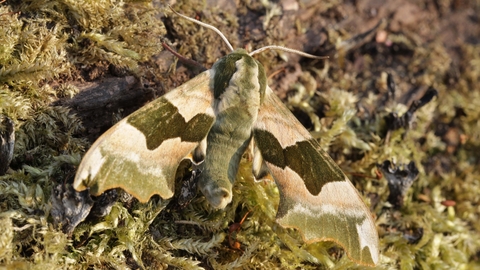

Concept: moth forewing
[[73, 71, 216, 203], [253, 87, 379, 266]]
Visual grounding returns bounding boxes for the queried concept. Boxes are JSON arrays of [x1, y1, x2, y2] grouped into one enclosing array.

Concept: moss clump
[[1, 0, 480, 269], [0, 0, 166, 268]]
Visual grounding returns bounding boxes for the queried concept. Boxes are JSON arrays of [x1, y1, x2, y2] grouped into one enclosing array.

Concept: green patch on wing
[[254, 129, 345, 195], [127, 98, 214, 150]]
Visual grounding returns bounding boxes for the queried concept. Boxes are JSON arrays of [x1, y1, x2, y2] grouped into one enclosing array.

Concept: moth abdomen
[[198, 173, 233, 209], [196, 51, 266, 209], [198, 124, 252, 209]]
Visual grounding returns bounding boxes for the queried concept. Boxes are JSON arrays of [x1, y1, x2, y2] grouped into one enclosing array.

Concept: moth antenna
[[169, 6, 234, 52], [250, 45, 328, 60]]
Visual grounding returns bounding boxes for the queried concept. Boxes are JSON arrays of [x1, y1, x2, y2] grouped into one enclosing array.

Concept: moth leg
[[252, 146, 269, 180], [193, 138, 207, 164], [243, 138, 255, 161]]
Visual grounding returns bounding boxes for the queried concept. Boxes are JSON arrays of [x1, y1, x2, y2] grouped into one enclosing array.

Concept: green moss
[[1, 0, 480, 269]]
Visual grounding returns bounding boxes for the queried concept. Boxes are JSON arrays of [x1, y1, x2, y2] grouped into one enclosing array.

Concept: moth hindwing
[[73, 7, 379, 266]]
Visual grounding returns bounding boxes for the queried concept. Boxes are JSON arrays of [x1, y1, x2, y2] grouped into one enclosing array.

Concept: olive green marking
[[253, 129, 285, 167], [212, 52, 244, 98], [254, 129, 345, 196], [127, 98, 214, 150], [212, 49, 266, 101]]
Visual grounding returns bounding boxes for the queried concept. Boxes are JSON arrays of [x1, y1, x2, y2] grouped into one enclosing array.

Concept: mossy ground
[[0, 0, 479, 269]]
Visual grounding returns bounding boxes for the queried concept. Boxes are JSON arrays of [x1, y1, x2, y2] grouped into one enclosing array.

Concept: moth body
[[197, 50, 266, 209]]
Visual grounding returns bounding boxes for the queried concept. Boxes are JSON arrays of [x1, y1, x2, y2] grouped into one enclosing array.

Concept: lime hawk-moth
[[73, 7, 379, 266]]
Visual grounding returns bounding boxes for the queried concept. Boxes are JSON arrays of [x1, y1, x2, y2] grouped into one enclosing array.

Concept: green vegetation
[[1, 0, 479, 269]]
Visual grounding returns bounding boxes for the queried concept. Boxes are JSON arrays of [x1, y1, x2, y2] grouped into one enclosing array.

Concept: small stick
[[161, 42, 206, 70]]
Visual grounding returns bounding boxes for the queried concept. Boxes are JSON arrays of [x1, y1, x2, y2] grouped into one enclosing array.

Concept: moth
[[73, 7, 379, 266]]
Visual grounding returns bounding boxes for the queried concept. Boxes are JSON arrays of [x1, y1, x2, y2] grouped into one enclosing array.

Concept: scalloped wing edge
[[253, 87, 379, 266], [73, 71, 216, 203]]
